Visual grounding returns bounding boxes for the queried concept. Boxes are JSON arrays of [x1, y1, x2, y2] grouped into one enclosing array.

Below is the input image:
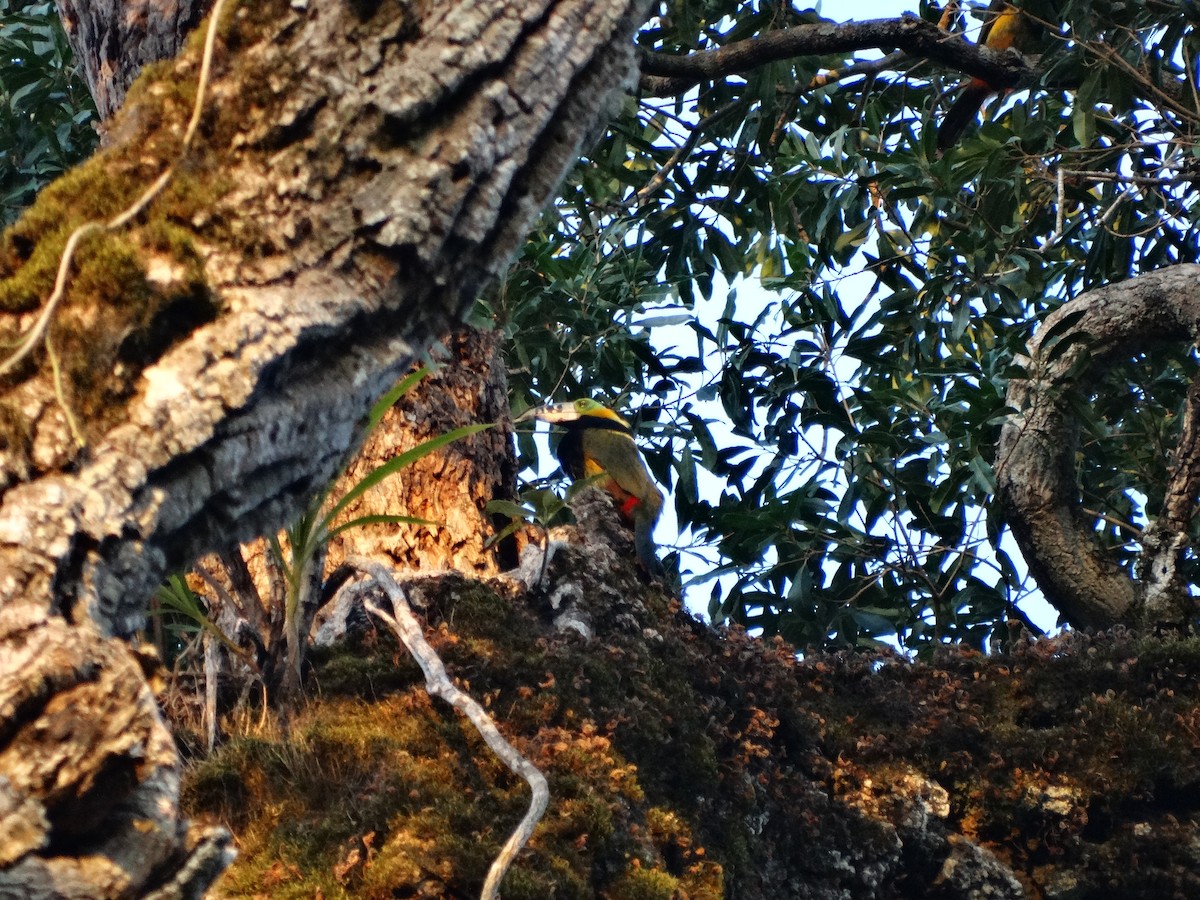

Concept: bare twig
[[203, 631, 221, 752], [353, 556, 549, 900], [1079, 506, 1143, 539], [1040, 165, 1066, 250], [637, 98, 745, 204], [193, 560, 244, 617]]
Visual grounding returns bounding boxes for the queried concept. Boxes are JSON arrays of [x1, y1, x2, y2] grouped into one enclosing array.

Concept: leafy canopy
[[0, 0, 97, 227], [7, 0, 1200, 653], [500, 0, 1200, 651]]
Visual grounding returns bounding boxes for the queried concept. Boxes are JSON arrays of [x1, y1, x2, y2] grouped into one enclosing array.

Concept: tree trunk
[[326, 325, 518, 578], [0, 1, 650, 895], [55, 0, 208, 122]]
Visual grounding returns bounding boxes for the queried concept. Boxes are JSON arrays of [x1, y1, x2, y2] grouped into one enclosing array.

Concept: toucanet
[[937, 0, 1038, 155], [516, 398, 665, 576]]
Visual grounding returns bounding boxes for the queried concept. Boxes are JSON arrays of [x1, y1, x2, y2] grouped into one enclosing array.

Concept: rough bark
[[997, 263, 1200, 629], [55, 0, 208, 121], [0, 0, 651, 895], [0, 604, 233, 898], [326, 326, 517, 578], [55, 1, 520, 583]]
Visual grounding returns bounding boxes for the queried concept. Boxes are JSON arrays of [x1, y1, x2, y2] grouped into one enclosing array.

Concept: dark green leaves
[[500, 2, 1200, 650], [0, 1, 97, 226]]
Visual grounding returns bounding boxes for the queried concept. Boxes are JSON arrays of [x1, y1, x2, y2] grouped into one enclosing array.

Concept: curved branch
[[639, 15, 1037, 96], [997, 264, 1200, 629]]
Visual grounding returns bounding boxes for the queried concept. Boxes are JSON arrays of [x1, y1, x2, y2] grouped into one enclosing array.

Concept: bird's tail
[[634, 516, 664, 579], [936, 79, 995, 155]]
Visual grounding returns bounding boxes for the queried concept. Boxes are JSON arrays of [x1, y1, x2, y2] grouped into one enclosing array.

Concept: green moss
[[181, 581, 738, 898], [0, 159, 224, 440], [0, 225, 71, 314], [0, 400, 31, 468], [31, 226, 216, 434], [4, 162, 141, 257], [175, 567, 1200, 898], [496, 863, 589, 900], [0, 0, 430, 466], [607, 867, 681, 900], [0, 0, 301, 459], [308, 641, 419, 697]]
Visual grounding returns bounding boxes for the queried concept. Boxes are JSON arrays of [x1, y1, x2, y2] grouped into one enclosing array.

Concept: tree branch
[[997, 264, 1200, 629], [1137, 368, 1200, 624], [639, 15, 1036, 96]]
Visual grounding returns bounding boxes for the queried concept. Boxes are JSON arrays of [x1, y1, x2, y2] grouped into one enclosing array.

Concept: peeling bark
[[0, 1, 651, 895], [998, 263, 1200, 629], [326, 326, 517, 577]]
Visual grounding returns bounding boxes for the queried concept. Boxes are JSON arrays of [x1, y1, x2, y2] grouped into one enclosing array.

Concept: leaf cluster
[[151, 372, 493, 725], [0, 0, 97, 226], [501, 0, 1200, 651]]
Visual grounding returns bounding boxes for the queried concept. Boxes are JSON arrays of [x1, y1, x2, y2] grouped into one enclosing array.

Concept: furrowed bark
[[0, 0, 651, 895]]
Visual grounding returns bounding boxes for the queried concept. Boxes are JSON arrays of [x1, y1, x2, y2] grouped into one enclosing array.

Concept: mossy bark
[[0, 1, 651, 895], [185, 514, 1200, 898]]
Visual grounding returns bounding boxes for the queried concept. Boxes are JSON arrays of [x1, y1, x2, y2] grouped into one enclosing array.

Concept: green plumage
[[517, 399, 665, 576]]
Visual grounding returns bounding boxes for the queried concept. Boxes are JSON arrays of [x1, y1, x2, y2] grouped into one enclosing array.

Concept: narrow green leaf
[[367, 367, 429, 433], [325, 422, 494, 524], [326, 513, 435, 538], [485, 499, 534, 519]]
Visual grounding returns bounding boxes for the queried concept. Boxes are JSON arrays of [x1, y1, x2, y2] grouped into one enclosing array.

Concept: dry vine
[[353, 556, 550, 900]]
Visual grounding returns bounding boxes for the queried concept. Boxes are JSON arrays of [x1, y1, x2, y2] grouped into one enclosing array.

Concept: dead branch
[[354, 557, 549, 900]]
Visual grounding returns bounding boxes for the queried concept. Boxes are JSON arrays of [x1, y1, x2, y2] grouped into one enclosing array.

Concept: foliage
[[146, 370, 493, 712], [155, 572, 254, 664], [9, 2, 1200, 654], [269, 371, 492, 700], [0, 0, 97, 226], [499, 0, 1200, 651], [486, 476, 626, 580]]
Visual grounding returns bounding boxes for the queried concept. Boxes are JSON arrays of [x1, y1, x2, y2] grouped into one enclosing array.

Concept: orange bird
[[937, 1, 1036, 154]]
